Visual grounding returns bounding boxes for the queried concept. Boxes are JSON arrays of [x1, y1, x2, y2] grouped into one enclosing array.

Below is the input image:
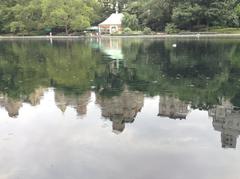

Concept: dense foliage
[[1, 0, 240, 34], [0, 0, 100, 34], [122, 0, 240, 31]]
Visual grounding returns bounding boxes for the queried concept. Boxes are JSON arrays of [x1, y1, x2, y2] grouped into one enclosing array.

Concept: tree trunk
[[65, 25, 69, 35], [206, 20, 209, 32]]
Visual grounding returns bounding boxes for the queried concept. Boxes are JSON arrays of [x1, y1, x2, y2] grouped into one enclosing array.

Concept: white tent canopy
[[99, 13, 124, 25]]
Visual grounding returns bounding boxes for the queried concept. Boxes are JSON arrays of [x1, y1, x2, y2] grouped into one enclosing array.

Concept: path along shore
[[1, 34, 240, 39]]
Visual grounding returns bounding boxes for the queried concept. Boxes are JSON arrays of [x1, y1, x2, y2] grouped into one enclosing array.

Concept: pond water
[[0, 37, 240, 179]]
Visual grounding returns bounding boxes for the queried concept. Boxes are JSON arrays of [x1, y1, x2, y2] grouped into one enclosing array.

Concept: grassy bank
[[208, 27, 240, 34], [2, 27, 240, 37]]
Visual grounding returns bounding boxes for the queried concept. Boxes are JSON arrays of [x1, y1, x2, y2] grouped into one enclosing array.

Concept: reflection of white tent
[[99, 38, 124, 60], [103, 49, 124, 60], [89, 38, 124, 60]]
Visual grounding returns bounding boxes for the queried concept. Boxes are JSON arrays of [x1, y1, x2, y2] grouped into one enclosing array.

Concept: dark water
[[0, 37, 240, 179]]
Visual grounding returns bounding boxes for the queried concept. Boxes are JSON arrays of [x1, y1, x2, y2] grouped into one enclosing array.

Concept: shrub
[[143, 27, 152, 35], [165, 23, 179, 34], [123, 27, 133, 34], [9, 21, 25, 34]]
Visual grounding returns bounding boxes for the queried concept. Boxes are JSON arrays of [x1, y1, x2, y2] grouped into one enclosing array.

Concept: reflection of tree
[[121, 39, 240, 109], [0, 41, 100, 98], [94, 60, 126, 97], [0, 41, 49, 99], [2, 38, 240, 147], [45, 41, 99, 94], [1, 39, 240, 115], [0, 41, 99, 117]]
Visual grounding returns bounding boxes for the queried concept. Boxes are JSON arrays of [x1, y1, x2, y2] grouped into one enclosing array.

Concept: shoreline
[[1, 34, 240, 39]]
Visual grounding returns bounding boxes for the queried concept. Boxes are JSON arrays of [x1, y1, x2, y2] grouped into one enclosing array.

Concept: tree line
[[1, 0, 240, 34], [122, 0, 240, 32], [0, 0, 100, 35]]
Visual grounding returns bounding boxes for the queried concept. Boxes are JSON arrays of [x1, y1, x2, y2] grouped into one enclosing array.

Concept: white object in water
[[172, 44, 177, 47]]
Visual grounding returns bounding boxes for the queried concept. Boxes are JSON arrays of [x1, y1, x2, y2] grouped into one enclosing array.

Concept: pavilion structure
[[98, 2, 124, 35]]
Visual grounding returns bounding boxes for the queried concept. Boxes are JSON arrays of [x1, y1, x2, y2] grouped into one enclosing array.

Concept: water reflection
[[2, 38, 240, 178], [1, 86, 240, 150], [98, 38, 124, 60], [96, 86, 144, 134], [0, 37, 240, 149], [158, 96, 190, 120], [0, 87, 46, 117], [55, 90, 91, 116], [0, 94, 22, 118], [209, 100, 240, 149]]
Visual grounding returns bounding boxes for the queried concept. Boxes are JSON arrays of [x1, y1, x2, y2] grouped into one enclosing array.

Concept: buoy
[[172, 44, 177, 47]]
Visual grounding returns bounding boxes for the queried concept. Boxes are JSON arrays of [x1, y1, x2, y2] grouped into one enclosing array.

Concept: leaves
[[0, 0, 99, 34], [1, 0, 240, 33], [122, 13, 139, 30]]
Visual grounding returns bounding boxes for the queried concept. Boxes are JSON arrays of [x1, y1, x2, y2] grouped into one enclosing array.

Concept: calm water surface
[[0, 38, 240, 179]]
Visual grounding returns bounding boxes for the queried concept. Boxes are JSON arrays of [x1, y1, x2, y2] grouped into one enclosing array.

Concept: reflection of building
[[3, 99, 22, 118], [0, 95, 22, 118], [55, 90, 91, 116], [96, 87, 144, 134], [158, 96, 189, 120], [98, 2, 124, 34], [0, 87, 47, 118], [209, 100, 240, 149], [27, 87, 46, 106]]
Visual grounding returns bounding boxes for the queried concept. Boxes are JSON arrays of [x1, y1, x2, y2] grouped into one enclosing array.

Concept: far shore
[[2, 33, 240, 40]]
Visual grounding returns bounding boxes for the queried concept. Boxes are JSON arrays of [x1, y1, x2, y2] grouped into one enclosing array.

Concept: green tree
[[172, 2, 202, 30], [41, 0, 99, 34], [199, 0, 239, 28], [122, 12, 139, 30]]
